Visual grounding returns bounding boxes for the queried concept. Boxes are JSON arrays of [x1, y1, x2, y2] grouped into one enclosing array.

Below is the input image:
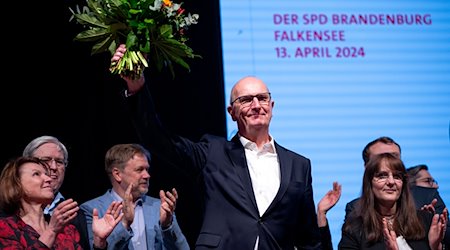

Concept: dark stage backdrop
[[1, 0, 224, 247]]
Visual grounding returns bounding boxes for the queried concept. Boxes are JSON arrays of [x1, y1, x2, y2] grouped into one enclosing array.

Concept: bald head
[[230, 76, 269, 104]]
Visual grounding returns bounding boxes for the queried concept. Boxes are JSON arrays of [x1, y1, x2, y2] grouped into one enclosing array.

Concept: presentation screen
[[219, 0, 450, 247]]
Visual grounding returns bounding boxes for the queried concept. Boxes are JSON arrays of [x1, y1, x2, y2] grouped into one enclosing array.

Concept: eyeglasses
[[231, 92, 271, 107], [373, 171, 404, 183], [417, 177, 438, 187], [39, 157, 67, 167]]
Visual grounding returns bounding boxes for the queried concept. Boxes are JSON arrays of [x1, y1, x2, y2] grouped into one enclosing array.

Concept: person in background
[[317, 181, 342, 250], [80, 143, 189, 250], [344, 136, 401, 220], [0, 156, 123, 249], [407, 164, 450, 247], [338, 153, 448, 250], [114, 44, 326, 249], [22, 135, 91, 249]]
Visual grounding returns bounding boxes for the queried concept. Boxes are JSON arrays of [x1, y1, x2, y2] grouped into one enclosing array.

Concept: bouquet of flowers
[[70, 0, 200, 79]]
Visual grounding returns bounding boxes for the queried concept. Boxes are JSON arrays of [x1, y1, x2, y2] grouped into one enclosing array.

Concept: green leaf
[[159, 24, 173, 39], [129, 8, 142, 14], [126, 32, 138, 49], [108, 40, 118, 55], [74, 28, 111, 42], [92, 34, 115, 54], [73, 13, 109, 29]]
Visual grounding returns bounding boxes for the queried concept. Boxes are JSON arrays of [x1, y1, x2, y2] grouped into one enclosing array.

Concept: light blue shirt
[[111, 190, 148, 250], [44, 192, 64, 215]]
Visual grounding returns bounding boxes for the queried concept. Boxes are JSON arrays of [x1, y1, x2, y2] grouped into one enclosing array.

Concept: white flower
[[181, 13, 199, 27], [149, 0, 163, 11]]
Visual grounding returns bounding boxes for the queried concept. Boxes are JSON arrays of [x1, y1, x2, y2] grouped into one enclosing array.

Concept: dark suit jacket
[[410, 186, 446, 214], [125, 85, 323, 249], [339, 210, 434, 249], [344, 198, 359, 222], [410, 186, 450, 247], [71, 209, 90, 250]]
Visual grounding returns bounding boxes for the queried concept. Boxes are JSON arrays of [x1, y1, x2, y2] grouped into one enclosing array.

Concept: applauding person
[[80, 143, 189, 250], [0, 156, 123, 249], [339, 153, 447, 250]]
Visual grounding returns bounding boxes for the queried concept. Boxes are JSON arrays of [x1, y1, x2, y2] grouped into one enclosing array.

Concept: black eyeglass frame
[[231, 92, 272, 106]]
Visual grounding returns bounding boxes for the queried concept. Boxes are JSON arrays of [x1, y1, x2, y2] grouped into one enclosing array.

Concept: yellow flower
[[163, 0, 172, 7]]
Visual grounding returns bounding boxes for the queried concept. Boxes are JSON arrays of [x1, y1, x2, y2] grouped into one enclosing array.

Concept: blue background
[[220, 0, 450, 248]]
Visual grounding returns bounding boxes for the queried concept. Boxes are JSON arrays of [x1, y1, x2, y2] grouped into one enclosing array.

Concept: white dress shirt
[[239, 135, 280, 250]]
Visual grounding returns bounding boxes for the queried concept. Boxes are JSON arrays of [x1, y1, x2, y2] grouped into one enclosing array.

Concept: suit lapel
[[264, 143, 292, 214], [228, 135, 259, 213]]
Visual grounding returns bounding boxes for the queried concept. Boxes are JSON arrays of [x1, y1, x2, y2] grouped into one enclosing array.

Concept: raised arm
[[317, 181, 342, 227]]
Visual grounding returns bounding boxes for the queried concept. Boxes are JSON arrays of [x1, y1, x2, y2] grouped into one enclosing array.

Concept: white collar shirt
[[239, 135, 280, 216], [239, 135, 280, 250]]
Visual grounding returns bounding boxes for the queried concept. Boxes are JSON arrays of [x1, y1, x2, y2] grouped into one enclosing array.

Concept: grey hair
[[22, 135, 69, 164]]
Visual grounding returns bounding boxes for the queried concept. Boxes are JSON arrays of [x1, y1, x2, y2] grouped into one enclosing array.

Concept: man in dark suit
[[22, 136, 90, 249], [114, 44, 324, 249]]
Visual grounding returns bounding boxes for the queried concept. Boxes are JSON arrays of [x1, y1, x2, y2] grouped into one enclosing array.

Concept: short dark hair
[[362, 136, 401, 165], [406, 164, 429, 187]]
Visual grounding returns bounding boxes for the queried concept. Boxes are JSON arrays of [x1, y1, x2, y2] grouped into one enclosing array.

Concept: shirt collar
[[239, 134, 276, 153], [110, 189, 144, 206], [45, 192, 65, 215]]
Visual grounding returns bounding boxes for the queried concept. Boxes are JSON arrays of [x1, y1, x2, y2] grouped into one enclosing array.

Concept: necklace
[[383, 215, 395, 231]]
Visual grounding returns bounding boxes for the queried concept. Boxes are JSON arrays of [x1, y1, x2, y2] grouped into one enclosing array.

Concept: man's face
[[32, 143, 66, 194], [119, 154, 151, 199], [369, 142, 401, 159], [228, 77, 274, 136]]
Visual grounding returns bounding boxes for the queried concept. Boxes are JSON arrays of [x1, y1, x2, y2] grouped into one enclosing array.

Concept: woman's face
[[20, 162, 54, 204], [371, 161, 403, 208], [33, 142, 66, 194]]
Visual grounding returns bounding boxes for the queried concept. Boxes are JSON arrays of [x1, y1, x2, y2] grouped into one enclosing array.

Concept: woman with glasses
[[407, 164, 450, 247], [339, 153, 447, 250]]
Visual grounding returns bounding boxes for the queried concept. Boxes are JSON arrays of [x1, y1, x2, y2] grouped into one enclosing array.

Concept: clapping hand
[[92, 201, 124, 249], [428, 207, 448, 250], [421, 198, 438, 214], [121, 183, 136, 230], [382, 217, 399, 250], [48, 199, 79, 233], [160, 188, 178, 229]]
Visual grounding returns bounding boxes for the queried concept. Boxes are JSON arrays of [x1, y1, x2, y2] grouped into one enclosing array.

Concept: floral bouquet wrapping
[[70, 0, 200, 79]]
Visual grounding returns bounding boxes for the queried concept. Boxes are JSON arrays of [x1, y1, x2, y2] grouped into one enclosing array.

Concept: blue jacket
[[80, 189, 189, 250]]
